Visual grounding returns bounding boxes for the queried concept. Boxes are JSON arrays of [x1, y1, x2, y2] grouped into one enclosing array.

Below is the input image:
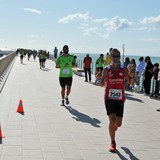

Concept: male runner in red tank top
[[101, 48, 129, 152]]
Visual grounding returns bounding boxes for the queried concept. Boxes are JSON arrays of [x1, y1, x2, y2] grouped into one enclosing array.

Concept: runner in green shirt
[[56, 45, 77, 106]]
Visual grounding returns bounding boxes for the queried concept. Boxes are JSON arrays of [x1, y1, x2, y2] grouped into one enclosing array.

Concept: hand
[[100, 81, 105, 87], [74, 63, 78, 68], [56, 65, 60, 68]]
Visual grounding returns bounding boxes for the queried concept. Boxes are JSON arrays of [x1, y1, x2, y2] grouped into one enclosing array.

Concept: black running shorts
[[59, 77, 73, 88], [105, 99, 124, 117]]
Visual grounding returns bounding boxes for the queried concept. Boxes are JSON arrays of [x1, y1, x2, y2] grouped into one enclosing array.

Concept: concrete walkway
[[0, 56, 160, 160]]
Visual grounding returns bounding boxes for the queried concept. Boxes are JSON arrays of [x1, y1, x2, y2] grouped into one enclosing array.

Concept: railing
[[0, 51, 17, 93]]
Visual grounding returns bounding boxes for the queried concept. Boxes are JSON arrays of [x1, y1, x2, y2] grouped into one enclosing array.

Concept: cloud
[[58, 12, 90, 23], [93, 18, 108, 23], [82, 27, 100, 36], [139, 15, 160, 30], [58, 12, 132, 39], [81, 16, 132, 38], [103, 16, 132, 32], [142, 38, 160, 43], [24, 8, 42, 14]]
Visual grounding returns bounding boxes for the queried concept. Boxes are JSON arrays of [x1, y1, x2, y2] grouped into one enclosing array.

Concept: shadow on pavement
[[121, 147, 139, 160], [125, 93, 144, 103], [116, 150, 128, 160], [41, 68, 51, 72], [65, 106, 101, 127]]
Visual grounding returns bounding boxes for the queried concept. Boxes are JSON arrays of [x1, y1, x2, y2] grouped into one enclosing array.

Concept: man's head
[[100, 54, 104, 59], [63, 45, 69, 54], [139, 57, 144, 62], [110, 48, 121, 65]]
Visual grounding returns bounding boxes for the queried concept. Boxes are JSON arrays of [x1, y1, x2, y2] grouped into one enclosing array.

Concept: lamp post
[[122, 44, 125, 63]]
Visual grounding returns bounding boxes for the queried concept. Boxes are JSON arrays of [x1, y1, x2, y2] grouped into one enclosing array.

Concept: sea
[[71, 52, 160, 73], [73, 52, 160, 65]]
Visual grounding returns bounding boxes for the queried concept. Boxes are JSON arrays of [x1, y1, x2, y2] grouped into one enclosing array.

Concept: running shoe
[[61, 100, 65, 106], [65, 97, 70, 105], [108, 141, 116, 152]]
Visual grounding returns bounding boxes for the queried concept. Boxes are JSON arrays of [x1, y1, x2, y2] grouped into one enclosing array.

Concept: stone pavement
[[0, 56, 160, 160]]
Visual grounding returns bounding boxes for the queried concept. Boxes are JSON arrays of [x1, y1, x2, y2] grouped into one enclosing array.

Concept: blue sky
[[0, 0, 160, 56]]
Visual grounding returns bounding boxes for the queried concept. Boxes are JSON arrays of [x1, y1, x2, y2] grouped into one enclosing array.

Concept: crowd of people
[[17, 48, 50, 69], [82, 49, 160, 99]]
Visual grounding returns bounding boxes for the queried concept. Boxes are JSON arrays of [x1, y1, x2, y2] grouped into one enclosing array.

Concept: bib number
[[62, 68, 70, 74], [109, 89, 122, 100]]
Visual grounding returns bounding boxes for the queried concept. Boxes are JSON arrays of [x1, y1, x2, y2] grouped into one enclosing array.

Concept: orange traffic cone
[[0, 123, 5, 138], [17, 99, 24, 114]]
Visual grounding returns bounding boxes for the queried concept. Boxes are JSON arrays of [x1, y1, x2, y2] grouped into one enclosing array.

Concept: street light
[[122, 44, 125, 63]]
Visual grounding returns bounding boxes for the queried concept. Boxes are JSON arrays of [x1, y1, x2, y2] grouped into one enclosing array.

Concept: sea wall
[[0, 51, 17, 75]]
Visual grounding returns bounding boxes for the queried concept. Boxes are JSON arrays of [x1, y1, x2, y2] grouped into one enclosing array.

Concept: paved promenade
[[0, 56, 160, 160]]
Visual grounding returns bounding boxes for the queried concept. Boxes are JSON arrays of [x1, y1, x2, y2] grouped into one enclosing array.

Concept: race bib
[[109, 89, 122, 100], [62, 68, 70, 74]]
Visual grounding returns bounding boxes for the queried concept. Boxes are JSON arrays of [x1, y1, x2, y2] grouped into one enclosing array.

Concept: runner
[[56, 45, 77, 106], [19, 49, 24, 64], [101, 48, 129, 152]]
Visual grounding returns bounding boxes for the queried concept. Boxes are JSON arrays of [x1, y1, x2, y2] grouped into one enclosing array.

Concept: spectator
[[95, 68, 102, 85], [127, 59, 136, 89], [54, 46, 58, 59], [105, 52, 111, 66], [96, 54, 104, 72], [150, 63, 159, 98], [143, 56, 153, 95], [124, 57, 130, 89], [124, 57, 130, 68], [83, 54, 92, 82], [136, 57, 145, 86]]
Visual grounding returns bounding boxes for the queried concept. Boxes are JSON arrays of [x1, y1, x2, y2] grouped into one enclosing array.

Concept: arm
[[101, 68, 107, 87], [56, 58, 60, 68], [72, 56, 78, 68], [124, 67, 129, 82]]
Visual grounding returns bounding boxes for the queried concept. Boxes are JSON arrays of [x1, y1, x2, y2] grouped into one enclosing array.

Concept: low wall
[[0, 52, 17, 75]]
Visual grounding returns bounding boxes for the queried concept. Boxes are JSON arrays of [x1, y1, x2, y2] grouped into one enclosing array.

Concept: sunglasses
[[111, 55, 120, 58]]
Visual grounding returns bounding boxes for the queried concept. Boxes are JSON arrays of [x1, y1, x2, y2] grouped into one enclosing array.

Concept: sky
[[0, 0, 160, 56]]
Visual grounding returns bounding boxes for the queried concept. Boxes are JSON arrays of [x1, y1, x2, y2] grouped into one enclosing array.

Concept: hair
[[145, 56, 151, 63], [154, 63, 159, 67], [125, 57, 130, 62], [131, 58, 136, 65], [111, 48, 120, 55], [139, 57, 144, 61], [109, 48, 113, 52], [63, 45, 69, 52]]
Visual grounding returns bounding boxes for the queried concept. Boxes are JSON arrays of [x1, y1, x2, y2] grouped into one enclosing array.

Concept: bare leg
[[61, 87, 65, 99], [116, 116, 122, 127], [108, 114, 117, 141], [66, 86, 71, 97]]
